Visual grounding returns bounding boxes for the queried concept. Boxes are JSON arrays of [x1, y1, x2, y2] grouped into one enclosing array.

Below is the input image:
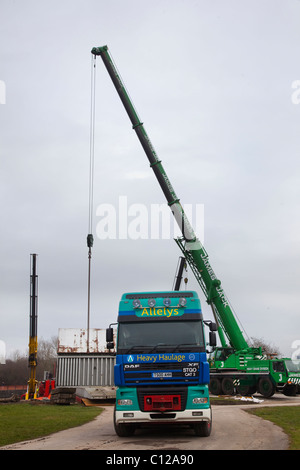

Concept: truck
[[106, 290, 216, 436], [91, 44, 299, 404]]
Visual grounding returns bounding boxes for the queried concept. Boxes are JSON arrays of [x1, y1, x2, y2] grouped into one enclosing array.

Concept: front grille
[[126, 362, 184, 370], [123, 361, 199, 385], [137, 386, 187, 412]]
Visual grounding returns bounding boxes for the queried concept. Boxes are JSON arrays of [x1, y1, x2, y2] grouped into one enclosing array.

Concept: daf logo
[[127, 355, 134, 363]]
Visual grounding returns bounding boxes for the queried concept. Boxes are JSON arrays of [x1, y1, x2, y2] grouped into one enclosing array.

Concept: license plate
[[152, 372, 172, 378]]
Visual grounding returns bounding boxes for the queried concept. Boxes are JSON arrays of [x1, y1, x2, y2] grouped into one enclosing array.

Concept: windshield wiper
[[173, 343, 198, 352], [124, 345, 149, 354], [149, 343, 197, 353], [149, 343, 167, 353]]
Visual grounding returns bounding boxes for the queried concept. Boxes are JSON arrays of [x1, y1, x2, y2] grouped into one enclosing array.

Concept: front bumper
[[116, 407, 212, 425]]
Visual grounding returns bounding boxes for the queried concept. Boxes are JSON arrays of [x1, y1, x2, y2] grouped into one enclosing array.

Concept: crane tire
[[209, 378, 222, 395], [258, 377, 276, 398], [221, 377, 235, 395]]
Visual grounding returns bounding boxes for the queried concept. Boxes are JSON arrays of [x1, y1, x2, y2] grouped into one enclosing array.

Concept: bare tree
[[251, 336, 281, 357], [0, 337, 58, 385], [36, 337, 58, 379]]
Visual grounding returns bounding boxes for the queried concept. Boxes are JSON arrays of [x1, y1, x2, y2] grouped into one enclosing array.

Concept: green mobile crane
[[91, 45, 300, 398], [175, 241, 300, 397]]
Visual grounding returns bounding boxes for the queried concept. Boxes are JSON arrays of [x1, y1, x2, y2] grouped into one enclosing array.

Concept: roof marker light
[[148, 298, 156, 307]]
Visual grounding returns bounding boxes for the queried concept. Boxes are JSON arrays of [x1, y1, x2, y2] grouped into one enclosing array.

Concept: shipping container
[[56, 329, 116, 400], [56, 355, 115, 387]]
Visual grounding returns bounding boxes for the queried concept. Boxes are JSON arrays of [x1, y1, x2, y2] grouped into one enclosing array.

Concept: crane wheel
[[236, 384, 256, 396], [258, 377, 276, 398], [221, 377, 235, 395], [209, 378, 222, 395]]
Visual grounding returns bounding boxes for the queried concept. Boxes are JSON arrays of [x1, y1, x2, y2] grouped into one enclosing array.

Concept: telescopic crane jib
[[91, 45, 248, 352]]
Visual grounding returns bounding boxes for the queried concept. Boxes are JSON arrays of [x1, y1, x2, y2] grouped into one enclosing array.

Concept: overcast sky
[[1, 0, 300, 359]]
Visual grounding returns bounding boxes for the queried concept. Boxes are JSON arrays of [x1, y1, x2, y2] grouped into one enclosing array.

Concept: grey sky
[[1, 0, 300, 359]]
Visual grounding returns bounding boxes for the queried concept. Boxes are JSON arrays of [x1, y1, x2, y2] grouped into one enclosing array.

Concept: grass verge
[[246, 406, 300, 450], [0, 402, 103, 447]]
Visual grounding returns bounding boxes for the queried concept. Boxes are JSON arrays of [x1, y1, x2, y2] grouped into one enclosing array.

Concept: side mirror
[[106, 327, 114, 350], [204, 320, 217, 332], [209, 331, 217, 347], [106, 327, 114, 342]]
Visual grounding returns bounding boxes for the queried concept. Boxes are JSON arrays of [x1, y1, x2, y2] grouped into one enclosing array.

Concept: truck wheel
[[194, 420, 212, 437], [258, 377, 276, 398], [221, 377, 234, 395], [113, 406, 135, 437], [209, 378, 222, 395]]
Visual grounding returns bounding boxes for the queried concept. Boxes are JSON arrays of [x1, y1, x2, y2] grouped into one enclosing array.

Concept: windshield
[[285, 359, 300, 373], [117, 320, 205, 354], [214, 348, 235, 361]]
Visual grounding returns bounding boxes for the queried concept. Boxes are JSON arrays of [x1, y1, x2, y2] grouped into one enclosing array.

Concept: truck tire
[[193, 419, 212, 437], [209, 378, 222, 395], [258, 377, 276, 398], [221, 377, 234, 395], [113, 406, 135, 437]]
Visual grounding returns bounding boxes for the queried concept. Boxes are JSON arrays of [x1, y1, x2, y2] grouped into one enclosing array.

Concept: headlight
[[163, 298, 171, 307], [179, 297, 187, 307], [118, 399, 133, 406], [192, 397, 208, 404]]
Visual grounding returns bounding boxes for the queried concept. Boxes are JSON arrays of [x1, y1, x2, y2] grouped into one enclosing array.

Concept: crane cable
[[86, 53, 97, 351], [88, 53, 97, 237]]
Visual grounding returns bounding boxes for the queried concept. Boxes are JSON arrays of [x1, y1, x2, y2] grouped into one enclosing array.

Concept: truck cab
[[107, 290, 216, 437]]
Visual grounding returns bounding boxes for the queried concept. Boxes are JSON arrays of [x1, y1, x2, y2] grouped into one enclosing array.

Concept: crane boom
[[91, 45, 248, 352]]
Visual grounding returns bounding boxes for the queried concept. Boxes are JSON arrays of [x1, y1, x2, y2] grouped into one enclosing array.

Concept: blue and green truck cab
[[106, 290, 216, 437]]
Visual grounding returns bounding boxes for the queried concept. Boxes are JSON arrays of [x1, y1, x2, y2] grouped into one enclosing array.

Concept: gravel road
[[2, 394, 298, 451]]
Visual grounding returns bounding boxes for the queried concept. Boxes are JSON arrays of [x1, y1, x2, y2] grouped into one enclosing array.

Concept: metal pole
[[87, 235, 94, 353], [27, 253, 38, 399]]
